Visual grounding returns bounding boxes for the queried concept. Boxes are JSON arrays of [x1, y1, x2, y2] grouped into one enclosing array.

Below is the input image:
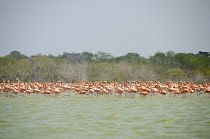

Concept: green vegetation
[[0, 50, 209, 83]]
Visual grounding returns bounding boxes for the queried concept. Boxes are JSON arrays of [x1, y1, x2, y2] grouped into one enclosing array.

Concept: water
[[0, 94, 210, 139]]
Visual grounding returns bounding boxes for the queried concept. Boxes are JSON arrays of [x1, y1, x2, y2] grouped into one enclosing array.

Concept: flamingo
[[0, 79, 209, 99], [115, 86, 124, 97], [140, 91, 148, 97], [128, 87, 138, 98], [159, 90, 167, 98], [204, 87, 210, 97], [52, 87, 61, 98]]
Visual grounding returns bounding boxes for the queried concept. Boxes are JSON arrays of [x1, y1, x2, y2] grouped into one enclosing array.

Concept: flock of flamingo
[[0, 79, 210, 98]]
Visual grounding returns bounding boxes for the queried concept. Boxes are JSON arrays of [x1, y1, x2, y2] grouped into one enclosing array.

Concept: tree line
[[0, 50, 210, 83]]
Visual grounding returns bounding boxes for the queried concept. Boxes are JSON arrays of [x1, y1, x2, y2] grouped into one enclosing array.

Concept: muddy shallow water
[[0, 93, 210, 139]]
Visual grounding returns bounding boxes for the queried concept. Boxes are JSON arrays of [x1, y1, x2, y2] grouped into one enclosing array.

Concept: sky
[[0, 0, 210, 58]]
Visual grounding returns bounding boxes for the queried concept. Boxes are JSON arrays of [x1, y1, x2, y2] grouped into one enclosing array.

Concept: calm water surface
[[0, 93, 210, 139]]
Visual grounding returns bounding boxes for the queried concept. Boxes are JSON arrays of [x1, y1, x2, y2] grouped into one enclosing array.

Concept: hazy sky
[[0, 0, 210, 58]]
